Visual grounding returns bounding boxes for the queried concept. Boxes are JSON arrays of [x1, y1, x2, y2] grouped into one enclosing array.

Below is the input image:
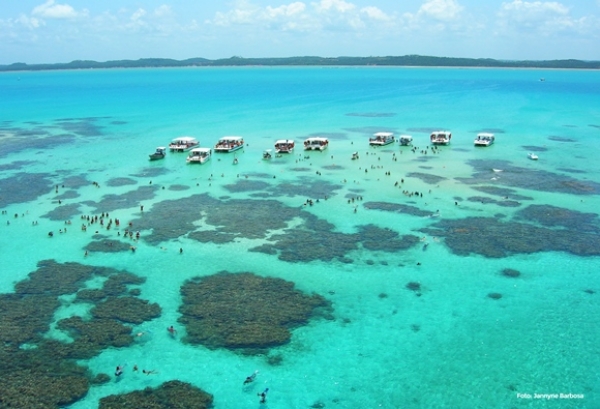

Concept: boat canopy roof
[[477, 133, 494, 138], [191, 147, 211, 153], [431, 131, 451, 136], [305, 137, 328, 142], [219, 136, 243, 141], [275, 139, 294, 144], [373, 132, 394, 137], [172, 136, 197, 143]]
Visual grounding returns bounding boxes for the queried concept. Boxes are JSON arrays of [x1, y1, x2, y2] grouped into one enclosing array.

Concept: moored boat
[[430, 131, 452, 145], [303, 137, 329, 151], [474, 133, 495, 147], [399, 135, 413, 146], [149, 147, 166, 160], [528, 152, 538, 160], [169, 136, 199, 152], [369, 132, 395, 146], [275, 139, 295, 153], [214, 136, 244, 153], [186, 147, 212, 164]]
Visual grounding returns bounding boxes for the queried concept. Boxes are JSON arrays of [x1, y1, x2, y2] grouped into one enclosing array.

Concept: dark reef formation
[[178, 272, 332, 352], [0, 260, 162, 408], [460, 159, 600, 195], [131, 194, 419, 263], [84, 238, 134, 253], [405, 172, 447, 185], [466, 196, 521, 207], [420, 204, 600, 258], [501, 268, 521, 278], [363, 201, 435, 217], [99, 380, 213, 409], [82, 185, 159, 213], [0, 172, 54, 208]]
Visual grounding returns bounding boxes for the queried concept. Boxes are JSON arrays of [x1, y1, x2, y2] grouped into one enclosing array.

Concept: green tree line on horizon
[[2, 55, 599, 71]]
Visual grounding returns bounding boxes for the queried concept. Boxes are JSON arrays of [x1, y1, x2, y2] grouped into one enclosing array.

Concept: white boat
[[369, 132, 395, 146], [430, 131, 452, 145], [214, 136, 244, 153], [149, 147, 166, 160], [186, 147, 212, 164], [275, 139, 295, 153], [303, 137, 329, 151], [169, 136, 199, 152], [399, 135, 413, 146], [474, 133, 495, 147], [528, 152, 538, 160], [263, 149, 272, 159]]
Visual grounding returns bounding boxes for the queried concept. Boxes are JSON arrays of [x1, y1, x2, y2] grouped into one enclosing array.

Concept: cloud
[[211, 0, 262, 26], [360, 6, 391, 21], [266, 2, 306, 18], [499, 0, 569, 21], [496, 0, 593, 34], [154, 5, 173, 18], [417, 0, 463, 21], [207, 0, 397, 33], [32, 0, 85, 19], [17, 15, 44, 29], [131, 8, 147, 21], [313, 0, 356, 14]]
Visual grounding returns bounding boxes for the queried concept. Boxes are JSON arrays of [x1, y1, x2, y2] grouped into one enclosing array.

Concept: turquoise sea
[[1, 66, 599, 408]]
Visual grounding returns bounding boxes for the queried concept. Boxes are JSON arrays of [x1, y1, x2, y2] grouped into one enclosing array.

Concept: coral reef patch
[[0, 260, 160, 408], [178, 272, 331, 352], [460, 159, 600, 195], [99, 380, 213, 409], [363, 201, 435, 217], [131, 194, 419, 262], [420, 205, 600, 258], [0, 172, 54, 208]]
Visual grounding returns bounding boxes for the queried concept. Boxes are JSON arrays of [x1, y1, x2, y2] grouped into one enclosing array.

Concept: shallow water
[[0, 67, 599, 408]]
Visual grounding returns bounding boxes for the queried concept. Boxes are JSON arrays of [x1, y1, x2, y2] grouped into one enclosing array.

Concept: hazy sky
[[1, 0, 599, 64]]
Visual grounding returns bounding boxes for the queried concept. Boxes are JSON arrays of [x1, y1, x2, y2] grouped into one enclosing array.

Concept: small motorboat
[[149, 147, 166, 160], [528, 152, 538, 160], [399, 135, 413, 146]]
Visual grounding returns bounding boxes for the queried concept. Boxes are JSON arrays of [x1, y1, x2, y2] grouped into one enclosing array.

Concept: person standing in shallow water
[[167, 325, 177, 336], [258, 388, 269, 403]]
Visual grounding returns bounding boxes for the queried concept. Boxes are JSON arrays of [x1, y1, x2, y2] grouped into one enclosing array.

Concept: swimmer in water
[[115, 365, 124, 377], [243, 370, 259, 385], [167, 325, 177, 336], [258, 388, 269, 403]]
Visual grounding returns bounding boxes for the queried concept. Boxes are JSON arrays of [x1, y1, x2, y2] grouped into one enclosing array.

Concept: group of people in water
[[114, 326, 178, 378], [113, 328, 269, 403]]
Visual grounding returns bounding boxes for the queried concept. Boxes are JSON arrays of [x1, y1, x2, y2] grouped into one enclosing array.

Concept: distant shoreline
[[1, 55, 600, 72]]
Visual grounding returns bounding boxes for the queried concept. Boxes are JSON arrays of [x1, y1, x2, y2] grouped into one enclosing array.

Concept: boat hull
[[369, 139, 395, 146], [215, 145, 244, 153]]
